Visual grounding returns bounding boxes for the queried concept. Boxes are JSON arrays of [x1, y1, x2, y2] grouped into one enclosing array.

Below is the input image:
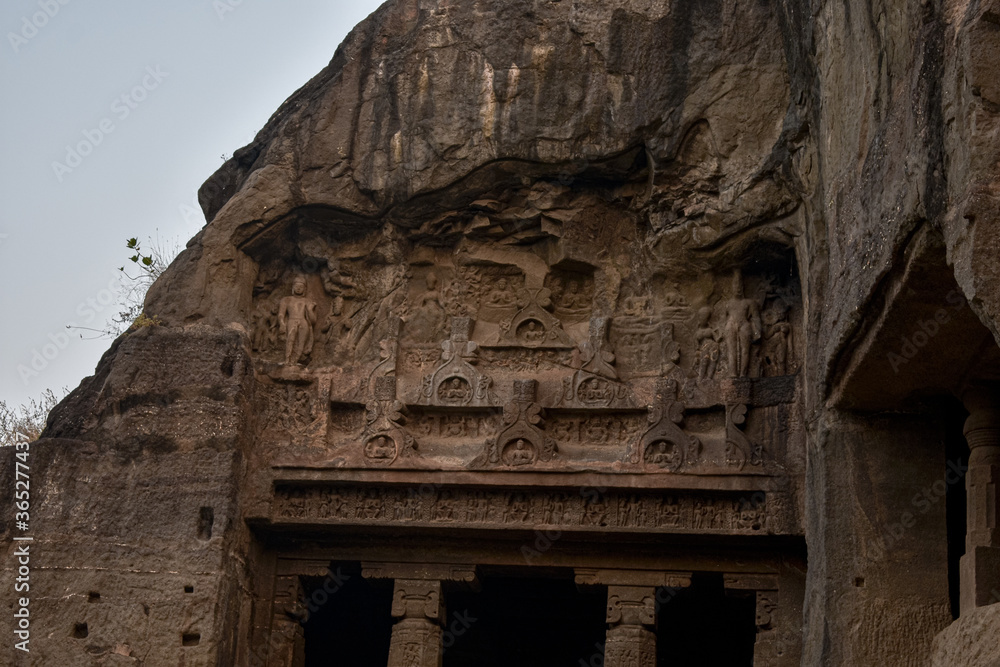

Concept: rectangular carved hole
[[88, 592, 101, 603], [184, 585, 194, 594], [182, 632, 200, 647], [197, 507, 214, 541], [72, 622, 89, 639]]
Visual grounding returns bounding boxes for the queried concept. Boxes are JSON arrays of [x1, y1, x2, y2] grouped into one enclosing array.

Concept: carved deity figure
[[521, 320, 546, 344], [693, 306, 721, 380], [321, 295, 352, 346], [504, 493, 530, 522], [485, 277, 516, 307], [560, 280, 590, 310], [622, 295, 652, 317], [440, 377, 470, 401], [506, 439, 535, 466], [322, 259, 357, 298], [366, 435, 395, 460], [649, 441, 681, 470], [406, 273, 446, 341], [663, 282, 688, 307], [278, 277, 317, 365], [251, 301, 278, 352], [762, 305, 793, 376], [721, 271, 762, 377]]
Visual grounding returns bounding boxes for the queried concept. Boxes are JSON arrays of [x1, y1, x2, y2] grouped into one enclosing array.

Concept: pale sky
[[0, 0, 387, 407]]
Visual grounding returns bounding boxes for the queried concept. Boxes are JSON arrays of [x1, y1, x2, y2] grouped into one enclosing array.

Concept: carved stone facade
[[16, 0, 1000, 664]]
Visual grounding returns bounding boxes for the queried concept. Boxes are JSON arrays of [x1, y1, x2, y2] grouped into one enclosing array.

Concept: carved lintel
[[362, 563, 479, 589], [273, 485, 790, 536], [487, 379, 556, 467], [723, 573, 779, 591], [632, 379, 700, 470], [575, 568, 692, 589]]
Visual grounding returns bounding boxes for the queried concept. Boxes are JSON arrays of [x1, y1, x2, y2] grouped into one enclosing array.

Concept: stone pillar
[[267, 575, 306, 667], [604, 586, 657, 667], [362, 562, 478, 667], [387, 579, 445, 667], [753, 589, 782, 666], [724, 572, 801, 667], [961, 386, 1000, 614]]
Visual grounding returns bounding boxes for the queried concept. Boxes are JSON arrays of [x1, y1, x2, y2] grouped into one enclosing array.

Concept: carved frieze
[[272, 484, 791, 535]]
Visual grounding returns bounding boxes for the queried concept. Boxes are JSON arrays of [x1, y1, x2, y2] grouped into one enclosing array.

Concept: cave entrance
[[657, 573, 757, 666], [443, 573, 607, 667], [302, 563, 394, 667]]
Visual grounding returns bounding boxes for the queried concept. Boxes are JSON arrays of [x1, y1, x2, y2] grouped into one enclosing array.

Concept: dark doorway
[[444, 574, 607, 667], [656, 572, 756, 666], [302, 562, 394, 667]]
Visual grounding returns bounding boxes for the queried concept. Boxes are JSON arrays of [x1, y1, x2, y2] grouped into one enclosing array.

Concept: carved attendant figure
[[321, 295, 352, 346], [722, 271, 761, 377], [278, 277, 317, 365], [694, 306, 721, 380], [762, 305, 793, 375], [406, 272, 445, 341]]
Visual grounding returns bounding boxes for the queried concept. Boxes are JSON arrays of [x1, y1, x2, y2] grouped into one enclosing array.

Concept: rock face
[[4, 0, 1000, 665]]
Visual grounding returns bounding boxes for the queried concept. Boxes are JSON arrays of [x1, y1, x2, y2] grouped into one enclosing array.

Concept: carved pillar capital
[[604, 585, 657, 667], [391, 579, 445, 623], [386, 578, 445, 667]]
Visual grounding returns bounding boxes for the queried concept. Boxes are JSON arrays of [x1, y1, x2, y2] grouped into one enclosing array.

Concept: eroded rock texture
[[4, 0, 1000, 665]]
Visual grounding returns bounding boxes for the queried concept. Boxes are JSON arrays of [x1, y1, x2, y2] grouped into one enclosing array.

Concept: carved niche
[[485, 379, 557, 468]]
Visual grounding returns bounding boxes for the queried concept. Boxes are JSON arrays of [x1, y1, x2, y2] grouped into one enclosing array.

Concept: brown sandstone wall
[[4, 0, 1000, 664]]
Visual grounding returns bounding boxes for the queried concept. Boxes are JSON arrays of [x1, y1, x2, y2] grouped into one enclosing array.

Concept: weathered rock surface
[[4, 0, 1000, 664]]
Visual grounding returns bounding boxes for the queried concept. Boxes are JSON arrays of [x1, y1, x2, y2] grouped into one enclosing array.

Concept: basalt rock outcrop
[[4, 0, 1000, 665]]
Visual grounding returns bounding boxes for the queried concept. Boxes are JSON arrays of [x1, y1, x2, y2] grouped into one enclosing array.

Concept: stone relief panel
[[243, 197, 803, 483], [271, 484, 794, 536]]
